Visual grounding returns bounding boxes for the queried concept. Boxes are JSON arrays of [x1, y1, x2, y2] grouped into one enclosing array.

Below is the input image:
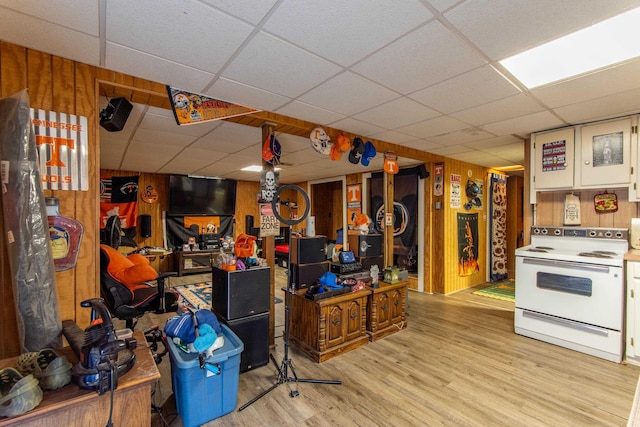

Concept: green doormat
[[473, 280, 515, 302]]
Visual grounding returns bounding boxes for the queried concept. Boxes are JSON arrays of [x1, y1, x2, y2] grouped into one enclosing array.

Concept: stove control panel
[[531, 226, 628, 240]]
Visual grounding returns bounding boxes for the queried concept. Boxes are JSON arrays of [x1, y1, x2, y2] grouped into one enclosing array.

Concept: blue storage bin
[[168, 323, 244, 427]]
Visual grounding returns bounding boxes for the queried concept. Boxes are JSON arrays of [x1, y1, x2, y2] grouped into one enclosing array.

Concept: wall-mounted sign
[[542, 140, 566, 172], [167, 86, 260, 126], [434, 163, 443, 196], [31, 109, 88, 191], [450, 173, 461, 209]]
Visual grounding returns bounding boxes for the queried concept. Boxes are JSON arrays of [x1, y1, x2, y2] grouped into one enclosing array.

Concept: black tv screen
[[168, 175, 237, 216]]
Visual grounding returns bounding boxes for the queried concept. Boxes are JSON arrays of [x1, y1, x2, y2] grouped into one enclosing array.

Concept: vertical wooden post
[[384, 172, 394, 268], [261, 122, 277, 347]]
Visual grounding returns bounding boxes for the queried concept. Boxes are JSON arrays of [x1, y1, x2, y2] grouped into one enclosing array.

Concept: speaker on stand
[[238, 184, 341, 411]]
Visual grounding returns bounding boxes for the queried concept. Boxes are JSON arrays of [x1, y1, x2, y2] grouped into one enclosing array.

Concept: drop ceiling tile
[[463, 135, 521, 150], [553, 87, 640, 124], [0, 1, 98, 34], [276, 101, 346, 126], [139, 107, 221, 137], [327, 116, 387, 137], [105, 43, 215, 93], [353, 97, 440, 129], [132, 128, 196, 148], [206, 78, 290, 112], [531, 58, 640, 108], [157, 148, 228, 174], [263, 0, 432, 66], [426, 0, 464, 12], [448, 150, 501, 165], [106, 0, 253, 72], [121, 141, 182, 172], [0, 7, 100, 66], [368, 131, 420, 145], [451, 93, 543, 126], [192, 121, 261, 152], [410, 65, 520, 113], [276, 134, 312, 154], [480, 142, 524, 157], [352, 20, 486, 94], [223, 32, 342, 98], [396, 115, 470, 138], [428, 144, 474, 156], [482, 110, 565, 136], [401, 139, 445, 151], [201, 0, 278, 24], [299, 72, 398, 117], [429, 128, 494, 145], [445, 0, 640, 60]]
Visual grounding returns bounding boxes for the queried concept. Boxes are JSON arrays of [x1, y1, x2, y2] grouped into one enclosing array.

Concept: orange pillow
[[101, 245, 157, 289]]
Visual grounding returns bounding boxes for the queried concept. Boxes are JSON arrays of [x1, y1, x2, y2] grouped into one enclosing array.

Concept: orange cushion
[[101, 245, 157, 288]]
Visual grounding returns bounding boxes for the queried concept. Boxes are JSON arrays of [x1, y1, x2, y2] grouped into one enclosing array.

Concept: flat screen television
[[168, 175, 237, 216]]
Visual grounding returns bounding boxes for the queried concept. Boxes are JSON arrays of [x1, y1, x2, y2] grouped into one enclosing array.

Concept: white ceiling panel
[[106, 0, 253, 72], [105, 43, 216, 92], [206, 78, 290, 112], [201, 0, 278, 25], [353, 97, 440, 129], [7, 1, 640, 182], [352, 20, 486, 94], [222, 32, 343, 98], [409, 65, 521, 113], [299, 72, 398, 116], [263, 0, 432, 67]]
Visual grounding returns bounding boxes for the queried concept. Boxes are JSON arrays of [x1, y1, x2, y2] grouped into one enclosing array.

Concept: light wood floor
[[132, 271, 640, 427]]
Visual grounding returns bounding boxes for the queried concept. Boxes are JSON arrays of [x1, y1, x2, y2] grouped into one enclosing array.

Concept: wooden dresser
[[0, 332, 159, 427], [288, 288, 369, 362], [366, 281, 408, 341]]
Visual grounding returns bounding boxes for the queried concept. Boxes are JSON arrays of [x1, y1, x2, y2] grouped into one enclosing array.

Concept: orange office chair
[[99, 244, 179, 330]]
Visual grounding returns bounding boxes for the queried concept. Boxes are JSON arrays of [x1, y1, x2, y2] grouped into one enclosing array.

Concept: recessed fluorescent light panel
[[500, 6, 640, 89]]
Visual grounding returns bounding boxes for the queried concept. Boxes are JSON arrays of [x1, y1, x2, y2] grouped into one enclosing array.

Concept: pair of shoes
[[16, 348, 72, 390], [0, 367, 43, 418]]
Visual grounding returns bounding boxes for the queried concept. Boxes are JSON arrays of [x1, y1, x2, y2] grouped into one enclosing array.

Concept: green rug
[[473, 280, 515, 302]]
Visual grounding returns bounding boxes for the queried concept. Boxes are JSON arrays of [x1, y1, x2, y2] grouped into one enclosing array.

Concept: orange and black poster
[[167, 86, 260, 125], [347, 184, 362, 226], [458, 213, 480, 277]]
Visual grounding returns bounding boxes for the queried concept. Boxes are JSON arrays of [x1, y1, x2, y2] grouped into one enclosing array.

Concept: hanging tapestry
[[489, 173, 508, 281], [457, 212, 479, 277], [100, 175, 139, 229], [370, 168, 418, 273], [165, 215, 234, 251]]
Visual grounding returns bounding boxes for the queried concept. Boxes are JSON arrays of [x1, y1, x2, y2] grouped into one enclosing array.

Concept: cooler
[[168, 324, 244, 427]]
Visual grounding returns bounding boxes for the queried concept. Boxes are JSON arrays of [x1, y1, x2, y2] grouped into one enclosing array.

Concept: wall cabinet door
[[578, 117, 632, 188], [531, 127, 575, 192]]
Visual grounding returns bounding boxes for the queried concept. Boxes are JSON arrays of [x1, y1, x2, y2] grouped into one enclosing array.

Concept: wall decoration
[[259, 203, 280, 237], [167, 86, 259, 125], [347, 184, 362, 227], [489, 173, 508, 281], [434, 163, 443, 196], [260, 169, 279, 203], [31, 108, 88, 190], [592, 131, 623, 167], [450, 173, 461, 208], [100, 175, 139, 229], [541, 139, 566, 172], [458, 213, 479, 277], [141, 185, 158, 203]]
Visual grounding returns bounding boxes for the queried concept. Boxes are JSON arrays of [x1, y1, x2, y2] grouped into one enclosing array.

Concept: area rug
[[174, 281, 283, 309], [473, 280, 515, 302], [174, 282, 212, 309]]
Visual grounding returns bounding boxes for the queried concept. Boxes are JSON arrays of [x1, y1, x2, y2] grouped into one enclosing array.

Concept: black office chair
[[99, 244, 179, 330]]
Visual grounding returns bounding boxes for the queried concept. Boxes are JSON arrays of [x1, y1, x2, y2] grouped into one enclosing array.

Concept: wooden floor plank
[[139, 270, 640, 426]]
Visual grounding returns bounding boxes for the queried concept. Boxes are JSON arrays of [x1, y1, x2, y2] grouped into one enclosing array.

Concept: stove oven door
[[515, 256, 623, 331]]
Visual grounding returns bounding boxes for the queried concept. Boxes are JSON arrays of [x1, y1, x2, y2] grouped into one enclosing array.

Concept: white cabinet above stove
[[530, 114, 637, 204]]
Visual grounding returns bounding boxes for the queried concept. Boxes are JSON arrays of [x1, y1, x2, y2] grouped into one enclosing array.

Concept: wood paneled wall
[[1, 42, 99, 358], [438, 161, 489, 295], [534, 188, 637, 229]]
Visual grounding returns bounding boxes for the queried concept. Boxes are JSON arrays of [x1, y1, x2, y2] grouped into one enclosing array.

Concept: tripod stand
[[238, 185, 341, 412]]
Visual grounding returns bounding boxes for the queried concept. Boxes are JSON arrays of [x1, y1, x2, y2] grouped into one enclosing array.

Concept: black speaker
[[245, 215, 254, 233], [348, 234, 383, 257], [291, 261, 330, 289], [418, 164, 429, 179], [358, 255, 384, 272], [222, 312, 269, 372], [212, 266, 270, 320], [100, 97, 133, 132], [291, 236, 327, 264], [140, 214, 152, 238]]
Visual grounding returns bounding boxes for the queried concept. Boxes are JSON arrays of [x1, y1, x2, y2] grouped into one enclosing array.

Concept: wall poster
[[542, 139, 566, 172], [457, 213, 480, 277], [347, 183, 362, 227], [450, 173, 461, 209]]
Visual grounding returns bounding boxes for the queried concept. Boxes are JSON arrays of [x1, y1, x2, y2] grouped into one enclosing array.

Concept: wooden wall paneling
[[506, 176, 523, 279], [432, 163, 445, 294], [236, 180, 260, 237], [0, 42, 29, 358]]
